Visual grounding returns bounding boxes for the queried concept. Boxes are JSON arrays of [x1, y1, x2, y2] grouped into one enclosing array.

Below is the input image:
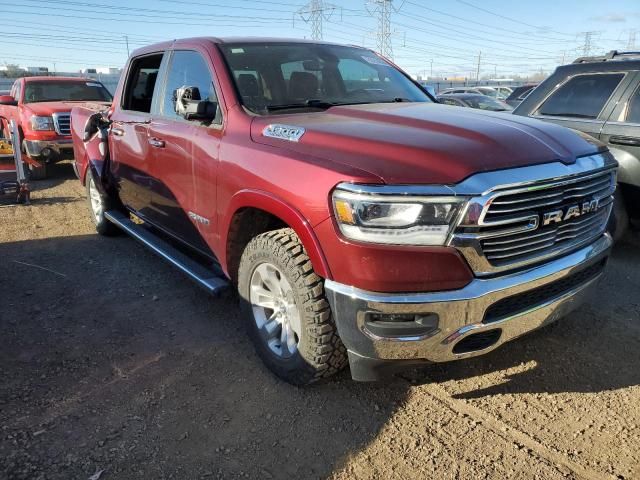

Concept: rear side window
[[626, 85, 640, 124], [122, 54, 163, 113], [538, 73, 624, 119]]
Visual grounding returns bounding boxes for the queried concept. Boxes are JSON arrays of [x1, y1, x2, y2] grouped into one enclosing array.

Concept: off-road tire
[[238, 228, 348, 385], [86, 170, 119, 236]]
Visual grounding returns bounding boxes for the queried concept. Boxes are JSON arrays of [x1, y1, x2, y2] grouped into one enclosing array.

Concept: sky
[[2, 0, 639, 79]]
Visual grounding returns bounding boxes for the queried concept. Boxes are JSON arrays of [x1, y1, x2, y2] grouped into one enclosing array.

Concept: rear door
[[109, 52, 166, 215], [145, 48, 224, 256], [531, 72, 633, 140], [600, 72, 640, 188]]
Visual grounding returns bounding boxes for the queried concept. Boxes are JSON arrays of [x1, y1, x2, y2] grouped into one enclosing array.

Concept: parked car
[[439, 86, 509, 99], [72, 37, 616, 385], [505, 84, 538, 108], [437, 93, 513, 112], [513, 51, 640, 239], [0, 76, 112, 179]]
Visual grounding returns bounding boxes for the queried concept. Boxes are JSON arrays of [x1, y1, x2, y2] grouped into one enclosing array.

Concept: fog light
[[41, 147, 52, 158], [364, 313, 439, 338]]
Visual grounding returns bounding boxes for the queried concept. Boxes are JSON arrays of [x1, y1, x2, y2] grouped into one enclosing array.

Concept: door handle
[[111, 127, 125, 136], [609, 135, 640, 147], [148, 137, 165, 148]]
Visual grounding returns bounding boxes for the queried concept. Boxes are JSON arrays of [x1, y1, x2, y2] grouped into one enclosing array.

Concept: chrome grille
[[52, 112, 71, 136], [451, 161, 617, 276], [477, 169, 615, 267]]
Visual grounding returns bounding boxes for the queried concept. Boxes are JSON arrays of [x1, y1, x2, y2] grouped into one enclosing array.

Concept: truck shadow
[[0, 234, 409, 479], [0, 232, 638, 478]]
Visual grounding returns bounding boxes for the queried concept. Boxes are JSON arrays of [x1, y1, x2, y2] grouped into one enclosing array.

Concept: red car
[[72, 38, 616, 384], [0, 76, 111, 179]]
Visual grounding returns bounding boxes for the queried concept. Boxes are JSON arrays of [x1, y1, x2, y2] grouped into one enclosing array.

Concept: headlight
[[30, 115, 54, 131], [332, 187, 467, 245]]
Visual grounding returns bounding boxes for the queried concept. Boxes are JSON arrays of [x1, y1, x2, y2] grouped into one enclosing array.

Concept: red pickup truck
[[0, 76, 112, 179], [71, 38, 617, 384]]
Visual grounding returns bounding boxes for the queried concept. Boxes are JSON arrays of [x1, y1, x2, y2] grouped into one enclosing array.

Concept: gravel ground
[[1, 162, 639, 480]]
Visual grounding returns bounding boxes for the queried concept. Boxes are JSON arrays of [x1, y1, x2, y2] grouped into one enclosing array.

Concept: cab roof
[[131, 37, 366, 57]]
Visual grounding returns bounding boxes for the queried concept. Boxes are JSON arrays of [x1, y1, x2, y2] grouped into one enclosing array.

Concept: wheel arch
[[222, 190, 332, 283]]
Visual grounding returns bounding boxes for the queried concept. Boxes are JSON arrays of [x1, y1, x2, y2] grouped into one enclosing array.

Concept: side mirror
[[174, 86, 217, 122], [0, 95, 17, 106]]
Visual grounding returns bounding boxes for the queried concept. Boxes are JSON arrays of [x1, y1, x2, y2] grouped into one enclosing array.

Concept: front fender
[[221, 189, 332, 279], [609, 146, 640, 188]]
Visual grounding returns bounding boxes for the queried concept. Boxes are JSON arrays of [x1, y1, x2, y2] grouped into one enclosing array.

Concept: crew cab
[[71, 37, 616, 384], [0, 76, 112, 179]]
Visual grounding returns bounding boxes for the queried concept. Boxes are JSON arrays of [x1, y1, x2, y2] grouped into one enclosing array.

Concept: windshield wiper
[[265, 99, 338, 111]]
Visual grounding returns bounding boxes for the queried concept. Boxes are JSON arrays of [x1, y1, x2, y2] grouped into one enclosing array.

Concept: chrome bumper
[[325, 234, 612, 379], [24, 139, 74, 158]]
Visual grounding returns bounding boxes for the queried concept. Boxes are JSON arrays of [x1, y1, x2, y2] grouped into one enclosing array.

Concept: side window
[[440, 98, 459, 106], [626, 84, 640, 124], [122, 53, 163, 113], [162, 50, 220, 124], [538, 73, 624, 119]]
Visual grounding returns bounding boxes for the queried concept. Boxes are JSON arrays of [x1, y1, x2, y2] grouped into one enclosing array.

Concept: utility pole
[[366, 0, 403, 60], [430, 59, 433, 79], [124, 35, 130, 56], [296, 0, 337, 41], [475, 51, 481, 82]]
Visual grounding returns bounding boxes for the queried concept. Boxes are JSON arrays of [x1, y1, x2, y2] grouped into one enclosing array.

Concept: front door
[[146, 48, 224, 257], [109, 52, 165, 216], [600, 75, 640, 192]]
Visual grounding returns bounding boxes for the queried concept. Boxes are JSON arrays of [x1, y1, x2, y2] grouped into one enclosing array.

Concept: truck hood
[[250, 102, 602, 185], [22, 101, 109, 116]]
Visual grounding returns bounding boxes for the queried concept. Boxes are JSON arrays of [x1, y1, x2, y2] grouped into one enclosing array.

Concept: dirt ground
[[1, 162, 639, 480]]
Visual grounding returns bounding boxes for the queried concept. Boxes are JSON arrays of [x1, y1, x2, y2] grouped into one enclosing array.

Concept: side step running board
[[104, 210, 230, 296]]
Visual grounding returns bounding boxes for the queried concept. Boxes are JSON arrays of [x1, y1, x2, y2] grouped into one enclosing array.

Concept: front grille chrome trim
[[448, 153, 617, 276], [52, 112, 71, 136]]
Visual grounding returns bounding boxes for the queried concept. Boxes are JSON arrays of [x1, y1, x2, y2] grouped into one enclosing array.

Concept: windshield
[[23, 81, 112, 103], [218, 42, 431, 114], [464, 96, 512, 111]]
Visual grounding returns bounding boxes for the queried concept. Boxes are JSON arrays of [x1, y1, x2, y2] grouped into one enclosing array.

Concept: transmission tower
[[366, 0, 403, 60], [578, 31, 599, 56], [296, 0, 337, 41], [627, 30, 637, 50]]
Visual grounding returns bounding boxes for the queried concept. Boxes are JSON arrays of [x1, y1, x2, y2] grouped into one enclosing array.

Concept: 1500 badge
[[542, 199, 599, 226]]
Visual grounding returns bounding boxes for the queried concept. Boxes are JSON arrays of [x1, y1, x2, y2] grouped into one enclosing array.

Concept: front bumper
[[24, 139, 74, 162], [325, 234, 612, 381]]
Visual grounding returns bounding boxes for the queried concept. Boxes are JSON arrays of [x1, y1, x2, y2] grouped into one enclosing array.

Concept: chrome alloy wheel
[[249, 262, 302, 358], [88, 175, 103, 223]]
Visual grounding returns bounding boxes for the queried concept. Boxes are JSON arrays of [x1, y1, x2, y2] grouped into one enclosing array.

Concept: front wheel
[[238, 228, 347, 385]]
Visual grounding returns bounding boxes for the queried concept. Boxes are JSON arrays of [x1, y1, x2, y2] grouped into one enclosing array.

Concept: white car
[[440, 86, 512, 100]]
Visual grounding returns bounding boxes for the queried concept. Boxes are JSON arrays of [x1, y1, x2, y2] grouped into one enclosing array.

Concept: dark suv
[[513, 51, 640, 238]]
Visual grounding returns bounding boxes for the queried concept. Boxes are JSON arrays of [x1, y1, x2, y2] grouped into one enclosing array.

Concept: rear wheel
[[86, 170, 119, 236], [238, 228, 347, 385]]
